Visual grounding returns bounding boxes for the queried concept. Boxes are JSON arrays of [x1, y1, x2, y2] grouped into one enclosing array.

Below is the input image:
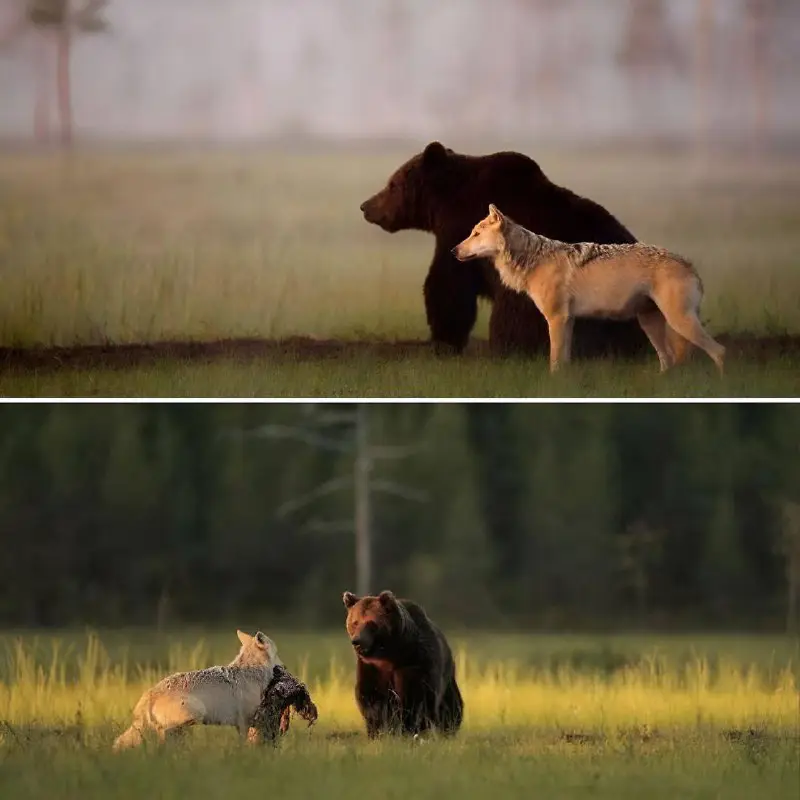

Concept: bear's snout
[[360, 198, 376, 219], [359, 196, 395, 231]]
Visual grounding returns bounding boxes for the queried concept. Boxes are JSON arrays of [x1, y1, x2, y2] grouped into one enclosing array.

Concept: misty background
[[0, 403, 798, 633], [1, 0, 799, 147]]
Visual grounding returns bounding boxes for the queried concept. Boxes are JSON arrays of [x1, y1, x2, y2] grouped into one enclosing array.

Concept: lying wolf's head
[[231, 629, 282, 669], [451, 204, 508, 262]]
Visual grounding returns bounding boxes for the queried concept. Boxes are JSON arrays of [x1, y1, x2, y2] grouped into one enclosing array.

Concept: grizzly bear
[[359, 141, 649, 358], [342, 589, 463, 738]]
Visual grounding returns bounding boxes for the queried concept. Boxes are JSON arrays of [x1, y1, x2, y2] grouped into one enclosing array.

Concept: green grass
[[0, 630, 798, 798], [1, 146, 800, 397], [2, 351, 799, 397]]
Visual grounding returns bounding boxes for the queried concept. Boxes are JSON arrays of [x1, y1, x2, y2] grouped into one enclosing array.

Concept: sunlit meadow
[[0, 631, 797, 798]]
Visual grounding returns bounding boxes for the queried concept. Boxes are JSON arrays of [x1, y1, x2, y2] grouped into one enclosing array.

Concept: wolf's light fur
[[112, 630, 282, 751], [453, 204, 725, 374]]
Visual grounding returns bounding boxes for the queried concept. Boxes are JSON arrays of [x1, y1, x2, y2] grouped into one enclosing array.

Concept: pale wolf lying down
[[112, 630, 281, 750], [452, 204, 725, 375]]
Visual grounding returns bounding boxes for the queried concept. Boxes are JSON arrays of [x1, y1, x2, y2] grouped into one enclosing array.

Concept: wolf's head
[[231, 630, 282, 670], [451, 204, 508, 262]]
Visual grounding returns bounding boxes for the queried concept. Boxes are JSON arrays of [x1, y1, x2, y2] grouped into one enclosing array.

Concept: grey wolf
[[112, 629, 281, 750], [452, 204, 725, 374]]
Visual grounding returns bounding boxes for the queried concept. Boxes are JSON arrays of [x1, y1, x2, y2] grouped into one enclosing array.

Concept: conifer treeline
[[0, 404, 796, 630]]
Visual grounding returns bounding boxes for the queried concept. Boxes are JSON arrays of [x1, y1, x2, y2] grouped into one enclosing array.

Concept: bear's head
[[342, 590, 410, 663], [359, 141, 455, 233]]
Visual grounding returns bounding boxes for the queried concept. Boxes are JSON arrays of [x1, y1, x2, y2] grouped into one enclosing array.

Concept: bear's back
[[449, 149, 636, 247]]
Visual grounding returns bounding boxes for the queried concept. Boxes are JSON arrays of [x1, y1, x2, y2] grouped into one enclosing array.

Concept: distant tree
[[242, 404, 426, 597], [616, 520, 664, 627], [779, 502, 800, 634], [743, 0, 772, 153], [617, 0, 687, 134], [1, 0, 109, 145], [464, 406, 528, 606]]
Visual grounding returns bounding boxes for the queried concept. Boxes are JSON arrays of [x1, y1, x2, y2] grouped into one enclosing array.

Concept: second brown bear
[[342, 590, 463, 738]]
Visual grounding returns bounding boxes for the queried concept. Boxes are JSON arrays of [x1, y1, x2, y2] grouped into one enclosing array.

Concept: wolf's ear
[[237, 629, 253, 647], [343, 591, 359, 609], [422, 141, 448, 170], [488, 203, 504, 221], [254, 631, 269, 649], [378, 590, 397, 609]]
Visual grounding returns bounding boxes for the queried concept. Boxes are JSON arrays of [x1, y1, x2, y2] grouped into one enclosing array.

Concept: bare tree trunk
[[781, 502, 800, 635], [34, 29, 52, 142], [56, 12, 72, 147], [354, 405, 371, 596], [694, 0, 714, 162], [745, 0, 770, 156]]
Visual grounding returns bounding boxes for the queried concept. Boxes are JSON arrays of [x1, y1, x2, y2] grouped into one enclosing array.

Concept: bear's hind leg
[[437, 679, 464, 735]]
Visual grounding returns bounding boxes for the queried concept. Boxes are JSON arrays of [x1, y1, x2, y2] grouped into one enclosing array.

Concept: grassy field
[[0, 629, 798, 798], [0, 145, 799, 397]]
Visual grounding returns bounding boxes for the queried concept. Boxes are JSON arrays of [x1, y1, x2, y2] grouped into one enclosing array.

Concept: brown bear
[[342, 589, 463, 738], [359, 141, 649, 358]]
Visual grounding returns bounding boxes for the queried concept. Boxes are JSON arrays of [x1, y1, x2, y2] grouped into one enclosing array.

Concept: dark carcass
[[247, 665, 319, 744]]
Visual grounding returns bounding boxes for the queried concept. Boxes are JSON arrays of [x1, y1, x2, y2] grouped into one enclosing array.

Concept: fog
[[1, 0, 799, 145]]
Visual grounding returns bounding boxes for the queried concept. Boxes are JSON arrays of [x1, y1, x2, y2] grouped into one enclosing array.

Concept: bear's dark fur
[[360, 141, 649, 358], [342, 589, 463, 738]]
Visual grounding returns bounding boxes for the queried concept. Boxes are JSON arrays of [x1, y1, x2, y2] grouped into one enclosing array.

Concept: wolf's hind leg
[[637, 309, 673, 372], [149, 694, 199, 741], [660, 310, 725, 374], [665, 326, 692, 366]]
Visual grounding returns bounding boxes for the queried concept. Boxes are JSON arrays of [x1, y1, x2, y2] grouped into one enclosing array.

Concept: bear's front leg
[[488, 288, 550, 357], [423, 252, 479, 354]]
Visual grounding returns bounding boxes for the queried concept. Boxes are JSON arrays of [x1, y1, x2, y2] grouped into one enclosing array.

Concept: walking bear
[[342, 589, 464, 738], [359, 141, 648, 358]]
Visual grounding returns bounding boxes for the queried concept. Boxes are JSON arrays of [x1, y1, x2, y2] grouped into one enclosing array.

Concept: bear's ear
[[343, 591, 359, 608], [422, 141, 449, 170], [378, 590, 397, 609]]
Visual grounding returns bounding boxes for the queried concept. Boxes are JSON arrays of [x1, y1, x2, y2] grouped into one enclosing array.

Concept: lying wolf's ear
[[422, 141, 449, 170], [237, 629, 253, 646], [378, 590, 397, 609], [343, 591, 359, 608]]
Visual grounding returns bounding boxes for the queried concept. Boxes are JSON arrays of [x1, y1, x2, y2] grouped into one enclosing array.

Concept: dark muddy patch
[[0, 333, 797, 374]]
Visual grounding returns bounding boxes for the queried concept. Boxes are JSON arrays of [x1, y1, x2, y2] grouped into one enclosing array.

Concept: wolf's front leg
[[236, 711, 251, 739], [545, 315, 569, 373], [560, 317, 575, 366]]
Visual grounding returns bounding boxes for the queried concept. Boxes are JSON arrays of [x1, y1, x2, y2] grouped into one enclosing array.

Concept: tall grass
[[1, 148, 799, 349], [1, 632, 796, 736]]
